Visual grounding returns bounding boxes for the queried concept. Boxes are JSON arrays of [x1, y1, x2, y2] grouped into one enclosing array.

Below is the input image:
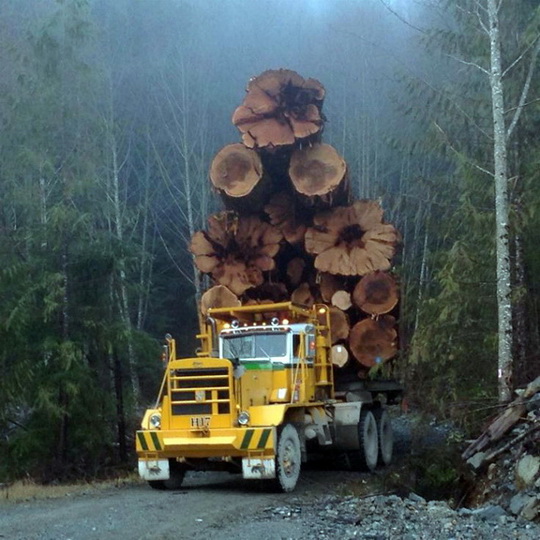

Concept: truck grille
[[169, 367, 231, 415]]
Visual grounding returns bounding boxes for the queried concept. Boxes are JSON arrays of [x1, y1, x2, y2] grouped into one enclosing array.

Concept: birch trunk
[[487, 0, 513, 402], [110, 133, 140, 403]]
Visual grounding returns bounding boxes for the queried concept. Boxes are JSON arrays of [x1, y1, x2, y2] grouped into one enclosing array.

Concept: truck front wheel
[[148, 460, 186, 490], [274, 424, 301, 492]]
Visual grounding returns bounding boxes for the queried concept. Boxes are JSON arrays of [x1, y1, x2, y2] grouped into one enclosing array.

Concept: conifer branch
[[433, 121, 494, 178]]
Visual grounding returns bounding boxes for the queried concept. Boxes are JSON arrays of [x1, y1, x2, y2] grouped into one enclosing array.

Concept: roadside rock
[[255, 493, 540, 540]]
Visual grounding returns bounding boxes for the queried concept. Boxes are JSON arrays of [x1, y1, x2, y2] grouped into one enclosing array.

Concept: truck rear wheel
[[349, 409, 378, 472], [274, 424, 301, 492], [148, 460, 186, 490], [373, 408, 393, 466]]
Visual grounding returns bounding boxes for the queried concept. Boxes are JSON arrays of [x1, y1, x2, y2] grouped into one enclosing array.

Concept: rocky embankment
[[463, 376, 540, 524], [255, 493, 540, 540]]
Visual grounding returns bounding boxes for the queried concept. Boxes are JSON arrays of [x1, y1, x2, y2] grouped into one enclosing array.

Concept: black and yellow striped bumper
[[136, 427, 275, 457]]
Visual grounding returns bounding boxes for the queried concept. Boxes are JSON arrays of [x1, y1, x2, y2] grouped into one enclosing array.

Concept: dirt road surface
[[0, 469, 363, 540]]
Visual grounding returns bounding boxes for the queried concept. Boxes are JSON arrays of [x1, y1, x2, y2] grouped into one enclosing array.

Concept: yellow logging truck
[[136, 302, 402, 492]]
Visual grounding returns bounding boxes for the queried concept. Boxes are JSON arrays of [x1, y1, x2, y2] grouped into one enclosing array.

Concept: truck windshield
[[222, 332, 287, 360]]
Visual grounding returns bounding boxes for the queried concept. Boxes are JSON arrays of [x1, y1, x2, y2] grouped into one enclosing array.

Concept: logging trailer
[[136, 302, 402, 492]]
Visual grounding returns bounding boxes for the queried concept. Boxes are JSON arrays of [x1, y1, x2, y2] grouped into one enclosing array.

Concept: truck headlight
[[149, 413, 161, 429], [238, 411, 250, 425]]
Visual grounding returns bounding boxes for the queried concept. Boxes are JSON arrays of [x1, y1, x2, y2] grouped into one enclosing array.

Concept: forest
[[1, 0, 539, 483]]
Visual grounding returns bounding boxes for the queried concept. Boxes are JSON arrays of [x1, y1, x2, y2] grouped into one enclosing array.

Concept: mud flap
[[242, 457, 276, 479], [138, 459, 170, 481]]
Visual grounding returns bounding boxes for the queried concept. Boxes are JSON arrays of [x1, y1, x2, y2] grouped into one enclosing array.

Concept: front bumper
[[136, 426, 275, 459]]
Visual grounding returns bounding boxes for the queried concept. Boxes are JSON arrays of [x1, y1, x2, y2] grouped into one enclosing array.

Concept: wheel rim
[[282, 438, 298, 477]]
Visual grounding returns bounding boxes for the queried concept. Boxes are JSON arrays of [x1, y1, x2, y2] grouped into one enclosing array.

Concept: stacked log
[[190, 69, 401, 381]]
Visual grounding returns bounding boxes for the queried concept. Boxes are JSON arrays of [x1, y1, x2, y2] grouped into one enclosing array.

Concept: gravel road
[[1, 415, 539, 540], [1, 467, 539, 540]]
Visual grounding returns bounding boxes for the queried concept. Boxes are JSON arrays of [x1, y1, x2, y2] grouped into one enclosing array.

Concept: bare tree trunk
[[110, 130, 139, 403], [136, 135, 154, 332], [487, 0, 513, 402]]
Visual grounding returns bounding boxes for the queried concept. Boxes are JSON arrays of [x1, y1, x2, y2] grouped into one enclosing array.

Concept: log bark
[[200, 285, 240, 316], [349, 315, 397, 368], [353, 271, 399, 315], [329, 306, 350, 344], [305, 200, 400, 276], [331, 344, 349, 368], [289, 143, 349, 206], [190, 212, 283, 295], [232, 69, 325, 149]]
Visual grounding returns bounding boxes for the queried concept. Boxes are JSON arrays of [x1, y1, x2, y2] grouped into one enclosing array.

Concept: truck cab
[[136, 302, 400, 492]]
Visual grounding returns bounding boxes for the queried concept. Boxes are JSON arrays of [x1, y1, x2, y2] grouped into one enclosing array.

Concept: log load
[[289, 143, 349, 207], [190, 212, 283, 295], [264, 191, 310, 245], [329, 306, 350, 344], [286, 257, 307, 287], [210, 144, 271, 212], [232, 69, 325, 149], [291, 282, 315, 308], [305, 200, 399, 276], [318, 273, 345, 303], [349, 315, 398, 368], [353, 271, 399, 315], [191, 68, 403, 386], [200, 285, 240, 316], [331, 344, 349, 368], [331, 290, 352, 311]]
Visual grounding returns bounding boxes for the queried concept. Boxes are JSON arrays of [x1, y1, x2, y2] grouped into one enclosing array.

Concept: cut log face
[[289, 143, 347, 198], [353, 271, 399, 315], [349, 315, 397, 368], [318, 273, 344, 303], [232, 69, 325, 149], [210, 144, 264, 198], [190, 212, 283, 295], [331, 290, 352, 311], [331, 344, 349, 368], [264, 191, 309, 245], [305, 200, 400, 276], [291, 282, 315, 308], [200, 285, 240, 316], [329, 306, 350, 344], [287, 257, 306, 287]]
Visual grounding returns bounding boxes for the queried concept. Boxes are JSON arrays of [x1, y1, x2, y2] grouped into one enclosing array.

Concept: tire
[[148, 460, 186, 490], [274, 424, 302, 492], [349, 409, 378, 472], [373, 408, 393, 466]]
